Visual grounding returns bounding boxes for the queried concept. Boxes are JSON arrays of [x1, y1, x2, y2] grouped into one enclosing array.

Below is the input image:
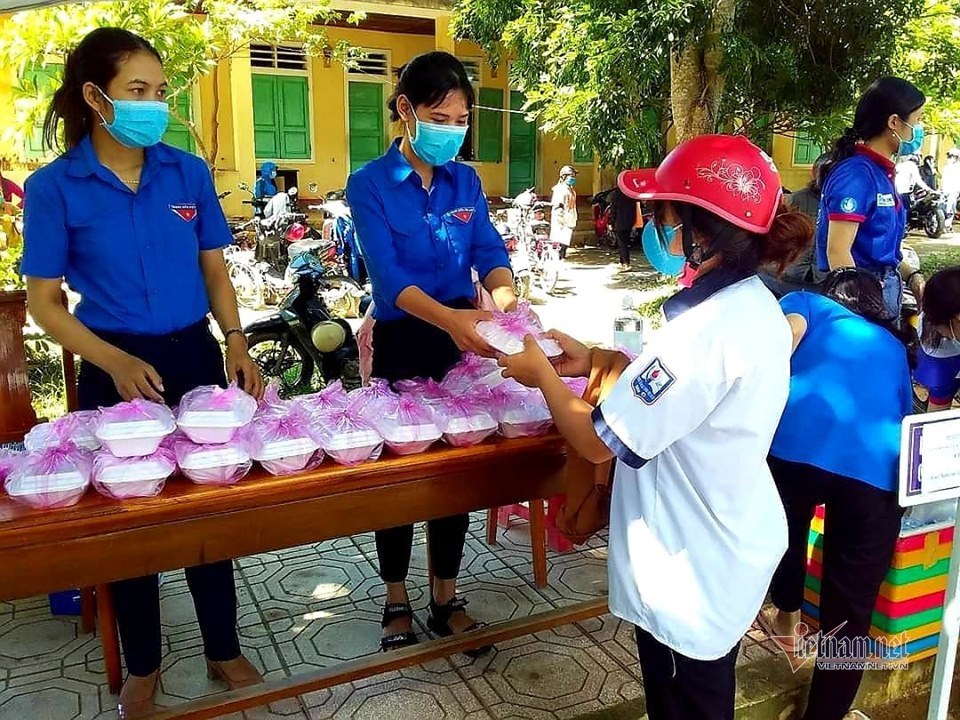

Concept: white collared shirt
[[592, 274, 791, 660]]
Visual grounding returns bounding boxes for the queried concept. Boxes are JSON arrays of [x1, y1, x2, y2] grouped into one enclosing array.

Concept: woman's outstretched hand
[[441, 308, 497, 357]]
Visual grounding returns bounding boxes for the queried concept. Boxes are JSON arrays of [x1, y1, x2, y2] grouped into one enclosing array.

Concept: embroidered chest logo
[[170, 204, 198, 222], [632, 358, 676, 405], [840, 197, 858, 214], [876, 193, 896, 208], [448, 207, 475, 224]]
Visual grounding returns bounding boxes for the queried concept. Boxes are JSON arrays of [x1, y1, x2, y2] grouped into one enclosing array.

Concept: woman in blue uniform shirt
[[818, 77, 927, 318], [347, 51, 516, 652], [916, 267, 960, 411], [21, 28, 264, 718]]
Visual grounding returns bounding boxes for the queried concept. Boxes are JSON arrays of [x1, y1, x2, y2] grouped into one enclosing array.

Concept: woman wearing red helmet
[[500, 135, 812, 719]]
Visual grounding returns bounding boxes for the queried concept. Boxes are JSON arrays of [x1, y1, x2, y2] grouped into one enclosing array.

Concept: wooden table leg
[[80, 587, 96, 634], [95, 584, 123, 695], [485, 508, 498, 546], [529, 499, 548, 588]]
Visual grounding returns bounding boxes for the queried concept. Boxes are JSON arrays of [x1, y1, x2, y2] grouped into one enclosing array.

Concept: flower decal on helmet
[[696, 161, 766, 204]]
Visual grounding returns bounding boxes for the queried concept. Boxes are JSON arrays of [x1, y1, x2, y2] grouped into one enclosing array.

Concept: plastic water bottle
[[613, 294, 644, 356]]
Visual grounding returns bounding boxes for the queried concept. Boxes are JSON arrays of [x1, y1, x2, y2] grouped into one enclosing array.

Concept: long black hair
[[820, 77, 925, 183], [921, 267, 960, 349], [42, 27, 161, 153], [823, 268, 919, 369], [387, 51, 475, 122]]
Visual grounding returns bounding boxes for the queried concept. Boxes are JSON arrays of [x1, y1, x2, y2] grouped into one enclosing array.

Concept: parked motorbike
[[501, 189, 563, 296], [908, 187, 947, 239], [244, 254, 361, 394], [590, 189, 618, 248]]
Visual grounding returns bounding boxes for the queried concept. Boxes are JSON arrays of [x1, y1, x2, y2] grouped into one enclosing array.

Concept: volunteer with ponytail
[[818, 77, 928, 318], [500, 135, 812, 719], [21, 28, 263, 718], [346, 50, 515, 653]]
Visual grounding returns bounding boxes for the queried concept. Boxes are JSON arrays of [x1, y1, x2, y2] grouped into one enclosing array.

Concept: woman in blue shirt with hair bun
[[22, 27, 263, 718], [347, 50, 515, 653]]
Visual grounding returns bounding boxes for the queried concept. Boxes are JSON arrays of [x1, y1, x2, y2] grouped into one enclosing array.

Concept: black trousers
[[635, 627, 739, 720], [768, 457, 903, 720], [78, 321, 240, 677], [615, 227, 632, 266], [371, 300, 471, 583]]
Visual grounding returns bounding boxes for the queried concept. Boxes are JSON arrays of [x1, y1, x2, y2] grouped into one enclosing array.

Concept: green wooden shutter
[[477, 88, 503, 163], [348, 82, 385, 172], [794, 131, 825, 165], [163, 92, 195, 153], [252, 75, 280, 159], [508, 91, 537, 196], [572, 144, 592, 164], [278, 76, 310, 160]]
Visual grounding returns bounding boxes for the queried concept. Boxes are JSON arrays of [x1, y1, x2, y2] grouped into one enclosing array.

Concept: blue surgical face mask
[[566, 176, 577, 187], [96, 87, 169, 149], [896, 119, 925, 157], [406, 107, 468, 166], [641, 220, 685, 276]]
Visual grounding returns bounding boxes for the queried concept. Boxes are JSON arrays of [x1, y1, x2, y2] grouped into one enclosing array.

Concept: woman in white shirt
[[500, 135, 812, 720], [550, 165, 578, 257]]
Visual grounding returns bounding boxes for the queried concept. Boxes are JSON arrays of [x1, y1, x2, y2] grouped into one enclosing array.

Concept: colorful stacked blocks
[[801, 506, 953, 665]]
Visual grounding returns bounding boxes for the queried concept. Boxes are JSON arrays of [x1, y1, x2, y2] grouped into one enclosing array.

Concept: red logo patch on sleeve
[[170, 204, 198, 222], [449, 207, 475, 224]]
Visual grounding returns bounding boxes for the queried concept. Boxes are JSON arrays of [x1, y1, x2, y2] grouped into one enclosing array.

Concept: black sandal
[[427, 597, 492, 658], [380, 602, 418, 652]]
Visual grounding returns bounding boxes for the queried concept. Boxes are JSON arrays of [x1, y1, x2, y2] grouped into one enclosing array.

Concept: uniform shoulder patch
[[839, 197, 858, 214], [631, 358, 676, 405]]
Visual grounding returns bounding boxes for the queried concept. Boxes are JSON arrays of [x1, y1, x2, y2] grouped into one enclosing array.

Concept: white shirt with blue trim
[[592, 274, 791, 660]]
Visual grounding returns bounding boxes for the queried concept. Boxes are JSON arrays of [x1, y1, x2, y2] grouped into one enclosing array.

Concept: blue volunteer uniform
[[22, 137, 232, 334], [916, 315, 960, 405], [771, 291, 913, 492], [816, 147, 905, 272], [346, 139, 509, 322]]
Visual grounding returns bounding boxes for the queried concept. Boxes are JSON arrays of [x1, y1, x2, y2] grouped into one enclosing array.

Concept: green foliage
[[0, 246, 23, 291], [920, 247, 960, 276], [0, 0, 359, 163], [24, 335, 67, 421], [454, 0, 960, 167]]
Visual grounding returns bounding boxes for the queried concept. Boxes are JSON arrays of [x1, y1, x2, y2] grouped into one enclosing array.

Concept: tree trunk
[[670, 0, 738, 142]]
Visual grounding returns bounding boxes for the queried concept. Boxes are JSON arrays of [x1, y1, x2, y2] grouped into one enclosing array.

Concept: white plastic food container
[[177, 409, 250, 445], [439, 414, 498, 448], [177, 445, 253, 486], [322, 430, 383, 466], [379, 423, 442, 456], [252, 437, 320, 476], [5, 471, 89, 510], [93, 454, 174, 500], [24, 411, 101, 452], [475, 321, 563, 357], [499, 405, 554, 439]]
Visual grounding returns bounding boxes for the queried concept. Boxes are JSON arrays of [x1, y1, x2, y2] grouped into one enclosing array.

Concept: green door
[[348, 82, 385, 173], [163, 92, 195, 153], [508, 91, 537, 196], [252, 74, 311, 160]]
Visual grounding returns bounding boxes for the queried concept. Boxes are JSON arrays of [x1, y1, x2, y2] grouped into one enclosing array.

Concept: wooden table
[[0, 435, 608, 719]]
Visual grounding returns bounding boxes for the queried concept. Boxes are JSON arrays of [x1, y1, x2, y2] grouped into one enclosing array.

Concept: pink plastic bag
[[174, 437, 253, 487], [475, 303, 562, 357], [247, 405, 322, 476], [491, 385, 553, 439], [0, 448, 23, 484], [312, 407, 383, 466], [25, 411, 101, 452], [94, 400, 176, 458], [441, 354, 500, 395], [435, 390, 498, 447], [293, 381, 351, 417], [395, 378, 450, 406], [373, 395, 442, 456], [92, 446, 176, 500], [563, 376, 589, 397], [346, 379, 399, 420], [5, 443, 92, 509], [176, 383, 258, 445]]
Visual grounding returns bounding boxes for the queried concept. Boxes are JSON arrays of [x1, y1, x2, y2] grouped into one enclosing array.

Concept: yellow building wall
[[772, 133, 814, 192]]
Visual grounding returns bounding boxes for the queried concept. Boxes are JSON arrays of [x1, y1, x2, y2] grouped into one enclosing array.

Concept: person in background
[[942, 149, 960, 232], [347, 50, 516, 654], [895, 154, 933, 212], [916, 267, 960, 411], [769, 153, 828, 293], [21, 28, 264, 718], [550, 165, 578, 259], [921, 154, 939, 190], [0, 169, 24, 210], [759, 269, 915, 720], [499, 134, 811, 720], [819, 77, 928, 318], [609, 184, 638, 271], [253, 161, 277, 199]]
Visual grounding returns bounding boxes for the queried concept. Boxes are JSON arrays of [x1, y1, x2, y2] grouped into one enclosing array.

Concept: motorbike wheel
[[515, 273, 532, 300], [539, 247, 562, 295], [228, 261, 263, 309], [247, 331, 316, 394], [925, 208, 947, 239]]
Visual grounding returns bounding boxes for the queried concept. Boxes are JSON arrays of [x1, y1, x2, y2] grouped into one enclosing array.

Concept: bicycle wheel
[[540, 247, 562, 294]]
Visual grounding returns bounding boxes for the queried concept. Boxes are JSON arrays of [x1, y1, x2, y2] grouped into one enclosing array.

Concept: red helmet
[[618, 134, 783, 235]]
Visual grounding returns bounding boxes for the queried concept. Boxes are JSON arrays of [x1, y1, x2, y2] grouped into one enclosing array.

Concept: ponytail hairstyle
[[387, 51, 474, 122], [823, 268, 919, 370], [653, 200, 814, 277], [820, 77, 926, 183], [42, 27, 161, 153], [921, 267, 960, 349]]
